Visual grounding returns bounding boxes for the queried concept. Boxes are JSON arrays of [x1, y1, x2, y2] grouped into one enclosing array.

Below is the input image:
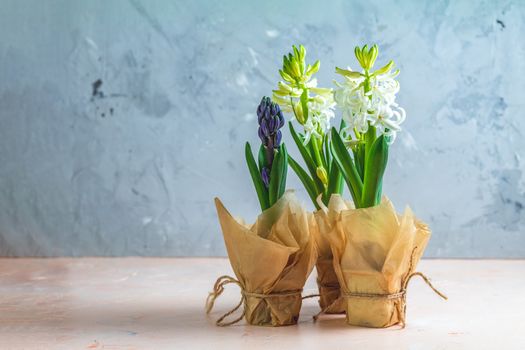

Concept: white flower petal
[[334, 70, 406, 143]]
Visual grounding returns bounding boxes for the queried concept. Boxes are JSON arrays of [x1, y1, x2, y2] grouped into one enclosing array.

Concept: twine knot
[[313, 271, 447, 325], [205, 275, 304, 327]]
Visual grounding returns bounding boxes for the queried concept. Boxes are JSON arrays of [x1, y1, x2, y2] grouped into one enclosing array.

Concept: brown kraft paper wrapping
[[312, 195, 354, 314], [326, 195, 433, 328], [211, 191, 317, 326]]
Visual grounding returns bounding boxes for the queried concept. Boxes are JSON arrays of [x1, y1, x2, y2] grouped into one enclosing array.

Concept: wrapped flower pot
[[210, 192, 316, 326], [312, 197, 354, 314], [206, 97, 316, 327], [325, 195, 445, 327]]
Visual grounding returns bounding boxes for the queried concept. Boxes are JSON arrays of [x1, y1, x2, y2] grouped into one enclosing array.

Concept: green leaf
[[268, 144, 288, 206], [289, 156, 320, 210], [245, 142, 269, 211], [364, 125, 376, 162], [361, 135, 389, 208], [317, 136, 329, 170], [268, 150, 280, 206], [339, 118, 347, 132], [353, 144, 365, 180], [336, 119, 348, 194], [308, 137, 328, 173], [335, 166, 344, 194], [278, 144, 288, 200], [330, 128, 363, 207], [289, 122, 324, 194], [325, 160, 343, 204], [375, 178, 383, 204], [323, 133, 332, 173], [258, 145, 266, 171]]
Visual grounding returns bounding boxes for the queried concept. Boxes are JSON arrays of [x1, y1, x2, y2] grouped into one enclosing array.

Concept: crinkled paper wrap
[[312, 196, 354, 313], [214, 191, 317, 326], [327, 195, 431, 328]]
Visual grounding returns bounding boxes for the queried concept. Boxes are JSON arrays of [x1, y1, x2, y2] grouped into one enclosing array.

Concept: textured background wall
[[0, 0, 523, 257]]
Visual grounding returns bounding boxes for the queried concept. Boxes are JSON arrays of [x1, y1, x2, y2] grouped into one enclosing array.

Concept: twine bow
[[396, 271, 448, 327], [205, 275, 245, 327], [205, 275, 304, 327]]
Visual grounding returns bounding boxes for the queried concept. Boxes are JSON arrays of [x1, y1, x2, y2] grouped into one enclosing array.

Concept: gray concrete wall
[[0, 0, 523, 257]]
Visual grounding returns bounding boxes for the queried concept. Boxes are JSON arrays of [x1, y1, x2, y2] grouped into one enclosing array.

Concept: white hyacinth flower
[[334, 76, 370, 133], [334, 64, 406, 144], [273, 77, 336, 145], [302, 90, 336, 145]]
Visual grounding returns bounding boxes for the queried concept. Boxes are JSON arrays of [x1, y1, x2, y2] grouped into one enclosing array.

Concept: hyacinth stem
[[363, 69, 371, 94], [264, 146, 274, 170]]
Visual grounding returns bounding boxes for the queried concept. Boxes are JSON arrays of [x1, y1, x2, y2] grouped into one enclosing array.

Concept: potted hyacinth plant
[[245, 96, 288, 211], [272, 45, 345, 313], [329, 44, 405, 208], [208, 97, 316, 327], [318, 44, 446, 328]]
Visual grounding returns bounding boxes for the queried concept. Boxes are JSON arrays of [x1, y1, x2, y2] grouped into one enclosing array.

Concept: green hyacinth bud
[[316, 166, 328, 185]]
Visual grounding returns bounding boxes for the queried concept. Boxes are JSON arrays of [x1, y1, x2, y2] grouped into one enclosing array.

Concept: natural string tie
[[205, 275, 303, 327]]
